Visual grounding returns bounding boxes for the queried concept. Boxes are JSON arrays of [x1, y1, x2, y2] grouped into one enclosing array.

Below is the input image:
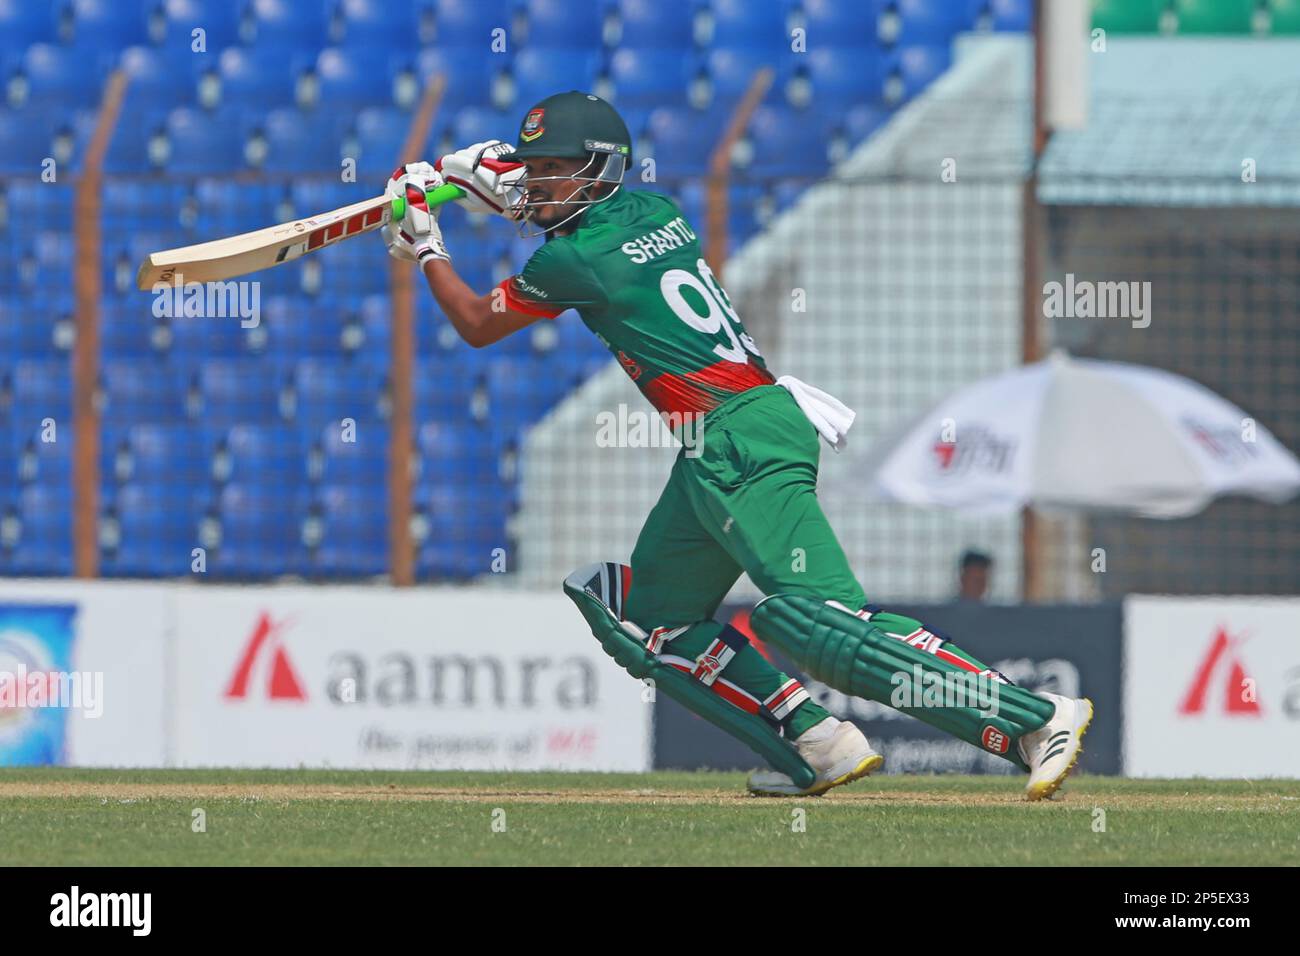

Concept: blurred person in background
[[957, 550, 993, 603]]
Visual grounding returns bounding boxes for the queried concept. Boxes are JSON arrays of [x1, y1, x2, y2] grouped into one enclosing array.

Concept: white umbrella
[[837, 351, 1300, 518]]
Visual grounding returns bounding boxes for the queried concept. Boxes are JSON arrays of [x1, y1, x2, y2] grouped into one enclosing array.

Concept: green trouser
[[623, 385, 863, 738], [623, 385, 1002, 740]]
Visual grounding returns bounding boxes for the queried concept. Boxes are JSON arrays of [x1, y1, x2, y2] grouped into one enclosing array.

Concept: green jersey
[[498, 189, 775, 418]]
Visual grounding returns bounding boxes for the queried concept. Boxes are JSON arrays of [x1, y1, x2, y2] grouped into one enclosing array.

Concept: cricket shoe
[[1018, 692, 1094, 801], [746, 718, 883, 797]]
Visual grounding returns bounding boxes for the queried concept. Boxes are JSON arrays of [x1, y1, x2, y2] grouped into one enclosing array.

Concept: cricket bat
[[135, 183, 465, 290]]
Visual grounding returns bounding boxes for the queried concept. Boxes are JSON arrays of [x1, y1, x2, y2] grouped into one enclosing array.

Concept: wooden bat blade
[[135, 195, 392, 290]]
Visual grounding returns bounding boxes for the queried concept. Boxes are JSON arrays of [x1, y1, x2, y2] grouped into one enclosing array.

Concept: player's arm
[[420, 258, 550, 349]]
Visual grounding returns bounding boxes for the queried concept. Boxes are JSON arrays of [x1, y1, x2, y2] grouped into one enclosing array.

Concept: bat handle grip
[[390, 183, 466, 221]]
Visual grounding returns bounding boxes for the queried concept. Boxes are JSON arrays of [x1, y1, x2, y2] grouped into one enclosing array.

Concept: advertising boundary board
[[0, 580, 653, 771]]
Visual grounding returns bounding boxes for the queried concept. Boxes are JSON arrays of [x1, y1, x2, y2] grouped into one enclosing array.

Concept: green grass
[[1, 769, 1297, 866]]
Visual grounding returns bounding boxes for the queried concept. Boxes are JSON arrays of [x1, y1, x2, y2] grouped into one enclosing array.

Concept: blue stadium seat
[[306, 420, 388, 484], [119, 46, 199, 112], [101, 359, 188, 421], [484, 357, 569, 429], [447, 106, 516, 151], [308, 483, 387, 576], [160, 0, 241, 53], [415, 420, 497, 488], [306, 237, 392, 297], [193, 178, 287, 236], [216, 45, 304, 107], [703, 0, 791, 50], [348, 106, 407, 176], [9, 359, 72, 428], [800, 0, 876, 45], [101, 481, 204, 577], [743, 104, 833, 176], [12, 43, 110, 110], [608, 48, 698, 108], [510, 48, 604, 112], [252, 108, 346, 172], [334, 0, 413, 50], [615, 0, 696, 48], [105, 107, 170, 173], [288, 179, 357, 217], [314, 46, 393, 106], [725, 182, 765, 247], [193, 358, 282, 425], [0, 0, 58, 46], [427, 0, 502, 47], [65, 0, 151, 50], [263, 295, 349, 357], [0, 109, 58, 173], [103, 180, 192, 240], [291, 358, 385, 427], [881, 0, 978, 45], [6, 485, 73, 576], [101, 423, 214, 486], [644, 105, 728, 176], [415, 47, 496, 111], [219, 423, 306, 486], [522, 0, 607, 48], [170, 310, 264, 360], [414, 356, 484, 422], [802, 46, 888, 106], [3, 180, 68, 229], [703, 47, 791, 107], [0, 302, 63, 359], [241, 0, 331, 50], [0, 432, 17, 497], [416, 481, 509, 579], [101, 300, 165, 359], [987, 0, 1031, 31], [211, 481, 307, 576], [359, 294, 393, 356], [166, 107, 247, 173]]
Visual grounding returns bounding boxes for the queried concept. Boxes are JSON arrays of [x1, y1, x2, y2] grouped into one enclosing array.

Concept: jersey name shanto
[[619, 217, 697, 264]]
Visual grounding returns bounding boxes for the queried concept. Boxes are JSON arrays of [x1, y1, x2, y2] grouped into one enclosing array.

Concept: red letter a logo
[[224, 612, 307, 701], [1178, 627, 1261, 716]]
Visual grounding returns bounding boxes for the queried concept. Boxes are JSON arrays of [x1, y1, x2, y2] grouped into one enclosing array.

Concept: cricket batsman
[[383, 91, 1093, 798]]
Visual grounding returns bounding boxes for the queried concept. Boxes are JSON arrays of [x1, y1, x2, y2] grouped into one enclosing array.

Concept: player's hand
[[382, 218, 449, 264], [436, 140, 526, 219], [383, 162, 451, 265]]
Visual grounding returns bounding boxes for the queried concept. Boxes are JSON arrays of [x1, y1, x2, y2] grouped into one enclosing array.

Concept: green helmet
[[502, 90, 633, 172], [500, 92, 632, 235]]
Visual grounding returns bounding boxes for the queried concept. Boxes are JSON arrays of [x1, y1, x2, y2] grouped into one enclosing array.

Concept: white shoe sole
[[1025, 698, 1094, 802], [747, 751, 885, 798]]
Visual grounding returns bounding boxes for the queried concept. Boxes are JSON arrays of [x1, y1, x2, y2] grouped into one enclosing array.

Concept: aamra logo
[[224, 612, 307, 702], [1178, 626, 1260, 716], [932, 425, 1016, 477]]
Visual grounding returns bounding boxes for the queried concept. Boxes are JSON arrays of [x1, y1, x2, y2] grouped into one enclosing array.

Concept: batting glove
[[383, 162, 451, 265], [436, 140, 526, 219]]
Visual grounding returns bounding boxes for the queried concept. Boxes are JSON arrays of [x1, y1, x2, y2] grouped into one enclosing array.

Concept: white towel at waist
[[775, 375, 856, 451]]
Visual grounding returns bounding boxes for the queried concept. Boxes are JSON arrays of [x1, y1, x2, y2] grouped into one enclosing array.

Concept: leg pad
[[564, 564, 817, 790], [751, 594, 1055, 770]]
